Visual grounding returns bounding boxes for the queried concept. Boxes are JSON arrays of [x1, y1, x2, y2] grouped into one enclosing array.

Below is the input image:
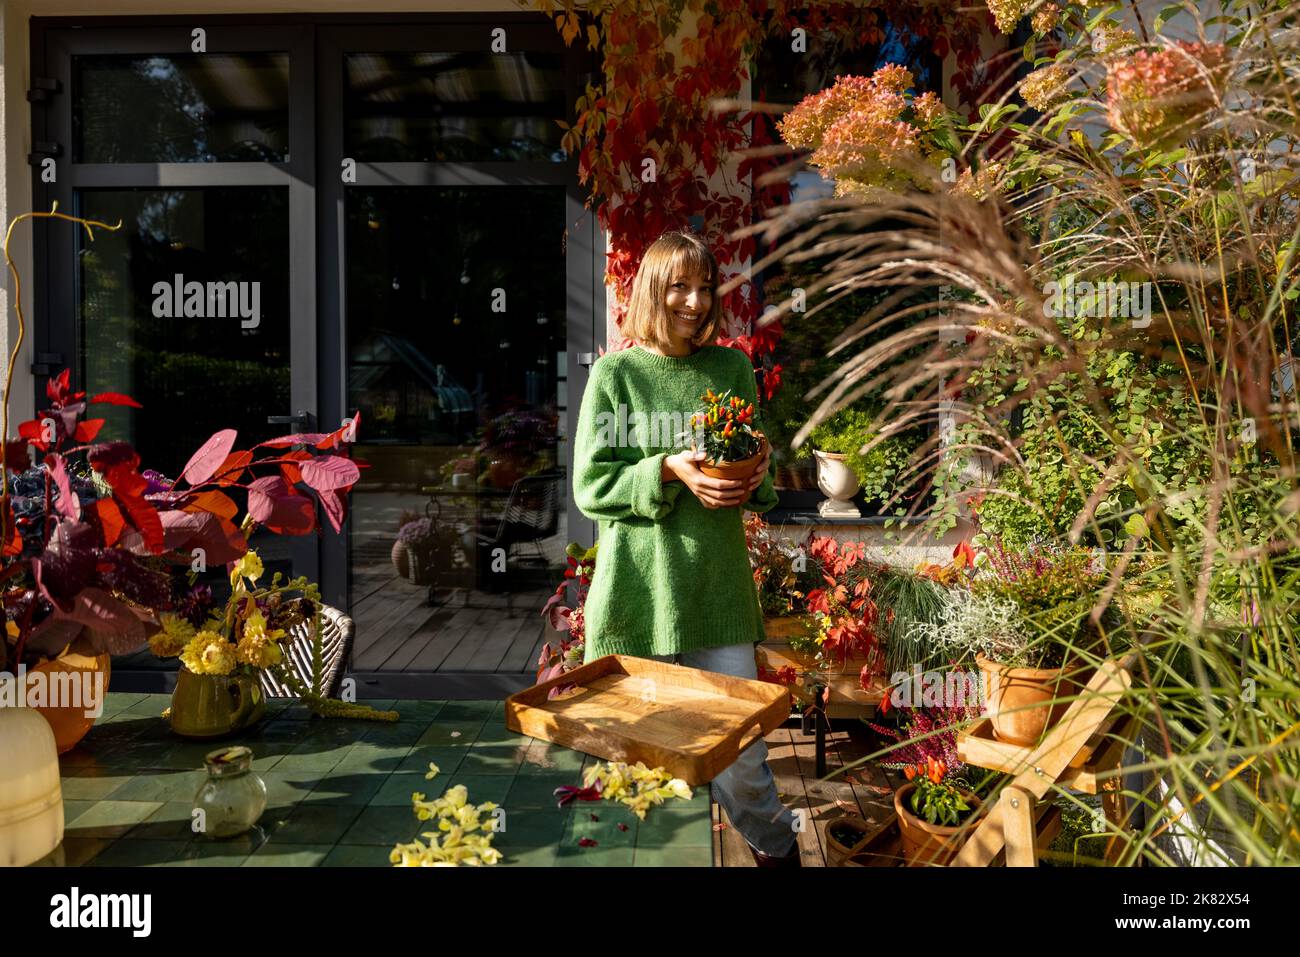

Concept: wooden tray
[[505, 655, 789, 785]]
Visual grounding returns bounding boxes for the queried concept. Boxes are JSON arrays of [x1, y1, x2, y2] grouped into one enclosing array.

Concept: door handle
[[267, 410, 315, 432]]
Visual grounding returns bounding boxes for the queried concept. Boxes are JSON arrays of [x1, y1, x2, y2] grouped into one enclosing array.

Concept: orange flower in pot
[[686, 389, 767, 481], [893, 760, 983, 866]]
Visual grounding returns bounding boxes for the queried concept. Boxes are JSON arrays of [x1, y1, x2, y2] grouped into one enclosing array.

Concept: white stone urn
[[813, 450, 861, 518]]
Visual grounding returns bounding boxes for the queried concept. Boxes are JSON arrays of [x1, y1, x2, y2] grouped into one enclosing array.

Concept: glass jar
[[193, 745, 268, 839]]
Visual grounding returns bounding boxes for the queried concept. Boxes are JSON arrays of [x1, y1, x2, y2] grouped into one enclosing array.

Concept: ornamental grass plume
[[1106, 41, 1228, 150]]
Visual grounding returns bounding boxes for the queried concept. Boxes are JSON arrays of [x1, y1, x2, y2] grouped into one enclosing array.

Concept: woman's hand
[[737, 442, 771, 508], [664, 450, 749, 509]]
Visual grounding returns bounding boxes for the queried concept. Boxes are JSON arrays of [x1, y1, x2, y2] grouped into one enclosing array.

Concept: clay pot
[[976, 653, 1081, 747], [31, 652, 111, 754], [391, 538, 411, 579], [698, 433, 768, 481], [824, 816, 876, 867], [894, 782, 981, 867]]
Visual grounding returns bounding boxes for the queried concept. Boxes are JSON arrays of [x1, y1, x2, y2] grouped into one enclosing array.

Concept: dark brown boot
[[749, 841, 802, 867]]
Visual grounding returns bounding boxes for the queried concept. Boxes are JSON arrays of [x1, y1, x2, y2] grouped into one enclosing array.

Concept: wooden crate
[[505, 654, 790, 785], [755, 642, 887, 718]]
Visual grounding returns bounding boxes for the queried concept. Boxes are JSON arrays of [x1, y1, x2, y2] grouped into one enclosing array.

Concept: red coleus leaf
[[89, 391, 143, 408], [2, 502, 22, 557], [180, 429, 238, 486], [258, 433, 334, 448], [87, 441, 140, 474], [181, 489, 240, 521], [314, 411, 361, 451], [247, 475, 316, 535], [278, 448, 310, 485], [94, 498, 127, 547], [106, 463, 165, 554], [18, 418, 51, 452], [4, 439, 31, 472], [299, 455, 361, 492], [316, 487, 348, 534], [73, 418, 106, 443], [159, 510, 248, 565], [46, 453, 82, 521], [212, 449, 254, 486]]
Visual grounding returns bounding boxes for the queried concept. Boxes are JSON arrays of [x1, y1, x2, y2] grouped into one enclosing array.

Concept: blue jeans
[[640, 643, 798, 858]]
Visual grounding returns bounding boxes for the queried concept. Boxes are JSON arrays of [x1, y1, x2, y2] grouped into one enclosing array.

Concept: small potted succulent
[[683, 388, 767, 480]]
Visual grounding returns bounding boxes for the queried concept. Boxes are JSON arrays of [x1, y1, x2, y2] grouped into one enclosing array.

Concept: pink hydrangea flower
[[1106, 42, 1228, 149]]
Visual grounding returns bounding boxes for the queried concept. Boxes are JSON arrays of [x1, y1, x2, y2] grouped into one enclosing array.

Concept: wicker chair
[[259, 604, 354, 701]]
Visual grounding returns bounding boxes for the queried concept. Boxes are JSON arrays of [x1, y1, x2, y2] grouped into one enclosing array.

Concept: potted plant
[[744, 514, 817, 634], [476, 405, 558, 489], [683, 388, 767, 480], [796, 406, 917, 519], [1, 371, 171, 753], [892, 759, 983, 866], [864, 702, 985, 865], [915, 542, 1111, 746]]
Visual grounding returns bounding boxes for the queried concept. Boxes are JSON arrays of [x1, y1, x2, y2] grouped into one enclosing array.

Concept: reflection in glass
[[75, 54, 290, 162], [345, 52, 566, 162], [77, 188, 293, 670], [346, 187, 567, 673]]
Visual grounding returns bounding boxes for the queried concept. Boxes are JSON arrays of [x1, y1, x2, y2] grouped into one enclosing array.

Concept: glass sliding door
[[319, 23, 594, 688], [33, 24, 317, 683]]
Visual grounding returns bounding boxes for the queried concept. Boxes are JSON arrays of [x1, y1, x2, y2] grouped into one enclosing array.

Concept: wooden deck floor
[[712, 720, 897, 867], [349, 572, 552, 674]]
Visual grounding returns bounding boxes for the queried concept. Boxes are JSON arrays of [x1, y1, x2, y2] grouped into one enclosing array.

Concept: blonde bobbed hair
[[623, 231, 722, 352]]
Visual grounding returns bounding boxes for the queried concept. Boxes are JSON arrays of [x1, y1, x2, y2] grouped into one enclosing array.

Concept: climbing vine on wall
[[530, 0, 992, 384]]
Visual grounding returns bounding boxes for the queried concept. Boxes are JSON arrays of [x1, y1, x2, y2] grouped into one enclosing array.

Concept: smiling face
[[663, 270, 715, 349]]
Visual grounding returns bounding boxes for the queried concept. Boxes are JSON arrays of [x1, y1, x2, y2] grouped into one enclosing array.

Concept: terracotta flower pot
[[824, 816, 876, 867], [893, 782, 981, 867], [31, 652, 111, 754], [976, 653, 1080, 747], [698, 433, 768, 481], [391, 538, 411, 579]]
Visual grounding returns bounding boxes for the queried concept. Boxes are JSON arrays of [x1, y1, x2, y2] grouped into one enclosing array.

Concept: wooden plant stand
[[950, 651, 1140, 867]]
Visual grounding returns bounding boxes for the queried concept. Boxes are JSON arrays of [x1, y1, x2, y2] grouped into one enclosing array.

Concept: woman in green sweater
[[573, 231, 801, 867]]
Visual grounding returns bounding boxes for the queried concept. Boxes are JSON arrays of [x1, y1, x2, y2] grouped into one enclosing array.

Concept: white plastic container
[[0, 707, 65, 866]]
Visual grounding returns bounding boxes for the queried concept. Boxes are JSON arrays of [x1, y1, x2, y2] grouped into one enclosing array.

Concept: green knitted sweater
[[573, 343, 778, 660]]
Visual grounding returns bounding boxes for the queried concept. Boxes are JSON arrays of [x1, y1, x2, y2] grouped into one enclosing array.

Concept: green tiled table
[[40, 693, 714, 868]]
